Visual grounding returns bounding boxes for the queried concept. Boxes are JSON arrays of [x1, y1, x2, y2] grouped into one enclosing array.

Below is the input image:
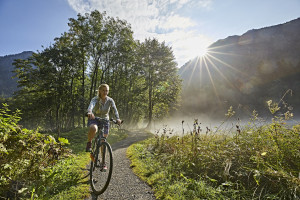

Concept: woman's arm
[[87, 97, 98, 119], [111, 99, 121, 124]]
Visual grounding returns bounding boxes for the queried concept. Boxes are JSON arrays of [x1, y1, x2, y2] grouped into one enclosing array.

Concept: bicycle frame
[[89, 117, 122, 195], [91, 117, 108, 164]]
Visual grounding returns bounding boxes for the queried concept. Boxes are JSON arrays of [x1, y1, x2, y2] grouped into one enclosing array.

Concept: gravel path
[[85, 130, 156, 200]]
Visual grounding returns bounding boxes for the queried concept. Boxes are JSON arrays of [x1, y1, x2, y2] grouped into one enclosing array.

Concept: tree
[[138, 38, 182, 128], [67, 13, 90, 127]]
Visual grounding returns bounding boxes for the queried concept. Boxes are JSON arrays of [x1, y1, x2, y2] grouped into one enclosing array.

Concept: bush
[[0, 104, 71, 199]]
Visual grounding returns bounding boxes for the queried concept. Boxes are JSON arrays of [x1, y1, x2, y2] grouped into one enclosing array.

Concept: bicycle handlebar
[[85, 113, 123, 125], [110, 118, 124, 125]]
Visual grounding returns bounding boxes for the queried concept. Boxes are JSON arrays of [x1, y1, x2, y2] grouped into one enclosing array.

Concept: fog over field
[[151, 109, 300, 137]]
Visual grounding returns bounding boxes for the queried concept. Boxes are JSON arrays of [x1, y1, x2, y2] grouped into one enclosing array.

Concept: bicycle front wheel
[[90, 141, 113, 195]]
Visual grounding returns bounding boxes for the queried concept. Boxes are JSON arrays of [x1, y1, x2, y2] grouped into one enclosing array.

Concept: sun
[[198, 46, 208, 57], [178, 35, 212, 62], [183, 44, 209, 62]]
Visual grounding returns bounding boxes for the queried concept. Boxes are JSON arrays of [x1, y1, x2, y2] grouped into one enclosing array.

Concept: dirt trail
[[85, 130, 156, 200]]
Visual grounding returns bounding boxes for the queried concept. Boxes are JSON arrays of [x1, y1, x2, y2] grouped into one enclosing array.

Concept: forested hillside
[[179, 18, 300, 118], [0, 10, 181, 134], [0, 51, 33, 97]]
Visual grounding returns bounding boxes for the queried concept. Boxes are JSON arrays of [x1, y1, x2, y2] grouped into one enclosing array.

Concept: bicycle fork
[[90, 139, 107, 166], [90, 138, 99, 163]]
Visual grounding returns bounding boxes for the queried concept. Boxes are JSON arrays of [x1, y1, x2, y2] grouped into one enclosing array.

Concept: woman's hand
[[87, 113, 95, 119], [116, 119, 122, 125]]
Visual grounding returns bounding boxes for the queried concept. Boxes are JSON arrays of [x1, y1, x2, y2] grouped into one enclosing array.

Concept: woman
[[86, 84, 121, 152]]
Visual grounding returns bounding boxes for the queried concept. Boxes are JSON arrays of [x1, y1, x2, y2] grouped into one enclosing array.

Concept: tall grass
[[127, 98, 300, 199]]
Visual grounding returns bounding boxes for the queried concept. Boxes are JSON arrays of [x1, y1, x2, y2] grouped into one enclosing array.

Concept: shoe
[[86, 142, 92, 152], [100, 163, 107, 172]]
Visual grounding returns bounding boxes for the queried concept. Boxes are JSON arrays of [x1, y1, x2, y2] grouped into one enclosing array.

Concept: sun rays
[[180, 42, 250, 107]]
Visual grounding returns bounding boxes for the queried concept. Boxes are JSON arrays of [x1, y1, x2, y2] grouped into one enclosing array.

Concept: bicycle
[[89, 117, 122, 195]]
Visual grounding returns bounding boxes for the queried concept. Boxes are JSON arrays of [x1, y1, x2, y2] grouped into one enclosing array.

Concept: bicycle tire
[[90, 141, 113, 195]]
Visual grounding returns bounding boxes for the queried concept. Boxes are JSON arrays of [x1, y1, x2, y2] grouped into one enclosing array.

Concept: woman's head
[[98, 84, 109, 99]]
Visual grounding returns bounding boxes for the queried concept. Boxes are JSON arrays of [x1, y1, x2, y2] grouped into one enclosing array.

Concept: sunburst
[[183, 43, 250, 108]]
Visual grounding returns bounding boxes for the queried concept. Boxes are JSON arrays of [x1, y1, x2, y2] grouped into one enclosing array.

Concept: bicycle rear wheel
[[90, 141, 113, 195]]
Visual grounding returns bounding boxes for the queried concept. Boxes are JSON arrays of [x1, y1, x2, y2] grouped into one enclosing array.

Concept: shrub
[[0, 104, 71, 199]]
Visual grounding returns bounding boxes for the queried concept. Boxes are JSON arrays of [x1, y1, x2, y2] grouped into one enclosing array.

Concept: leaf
[[18, 187, 28, 194], [0, 143, 8, 154], [207, 176, 217, 182], [261, 152, 267, 156], [222, 181, 233, 187], [58, 137, 70, 145], [253, 170, 261, 185], [45, 135, 57, 144], [19, 139, 26, 146], [4, 164, 11, 169]]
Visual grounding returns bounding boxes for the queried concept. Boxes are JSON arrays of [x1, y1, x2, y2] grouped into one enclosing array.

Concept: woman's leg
[[86, 124, 98, 152], [103, 121, 110, 138], [88, 124, 98, 142]]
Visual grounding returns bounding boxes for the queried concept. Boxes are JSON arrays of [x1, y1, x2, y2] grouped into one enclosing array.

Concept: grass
[[127, 114, 300, 199]]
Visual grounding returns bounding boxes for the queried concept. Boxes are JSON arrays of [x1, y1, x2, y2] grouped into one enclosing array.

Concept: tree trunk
[[82, 51, 86, 127], [70, 76, 75, 129], [146, 74, 153, 129], [56, 105, 61, 138], [93, 66, 98, 96], [89, 67, 96, 101]]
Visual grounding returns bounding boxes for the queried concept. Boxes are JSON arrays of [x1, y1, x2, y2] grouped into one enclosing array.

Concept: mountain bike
[[89, 117, 122, 195]]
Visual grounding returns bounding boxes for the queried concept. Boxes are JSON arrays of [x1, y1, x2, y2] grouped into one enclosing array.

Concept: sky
[[0, 0, 299, 67]]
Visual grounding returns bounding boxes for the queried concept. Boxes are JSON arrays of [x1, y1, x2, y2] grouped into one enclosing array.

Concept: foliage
[[0, 103, 87, 199], [127, 104, 300, 199]]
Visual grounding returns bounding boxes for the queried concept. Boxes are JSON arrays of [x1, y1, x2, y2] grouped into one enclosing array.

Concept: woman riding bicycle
[[86, 84, 122, 153]]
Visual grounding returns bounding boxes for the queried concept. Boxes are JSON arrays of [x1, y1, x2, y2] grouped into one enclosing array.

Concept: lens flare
[[181, 43, 250, 109]]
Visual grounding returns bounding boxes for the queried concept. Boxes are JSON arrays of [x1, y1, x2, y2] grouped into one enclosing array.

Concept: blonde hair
[[98, 84, 109, 98]]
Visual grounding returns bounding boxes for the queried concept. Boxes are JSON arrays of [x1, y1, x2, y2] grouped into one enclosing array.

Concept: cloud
[[67, 0, 92, 14], [66, 0, 213, 67], [158, 14, 196, 30]]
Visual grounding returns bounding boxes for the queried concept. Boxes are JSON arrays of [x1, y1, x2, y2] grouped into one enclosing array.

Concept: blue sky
[[0, 0, 299, 67]]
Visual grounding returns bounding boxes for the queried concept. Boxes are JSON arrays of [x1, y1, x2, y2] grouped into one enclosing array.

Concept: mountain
[[0, 51, 33, 97], [178, 18, 300, 118]]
